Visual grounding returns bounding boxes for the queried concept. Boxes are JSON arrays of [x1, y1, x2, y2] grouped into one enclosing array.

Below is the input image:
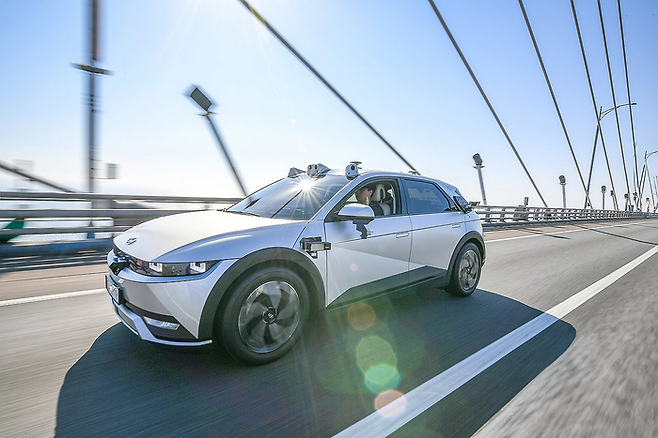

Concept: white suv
[[106, 163, 485, 364]]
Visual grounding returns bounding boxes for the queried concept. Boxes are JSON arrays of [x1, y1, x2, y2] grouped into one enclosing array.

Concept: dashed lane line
[[0, 288, 105, 307]]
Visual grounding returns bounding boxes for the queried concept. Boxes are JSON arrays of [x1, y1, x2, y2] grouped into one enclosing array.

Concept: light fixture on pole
[[601, 185, 606, 210], [559, 175, 567, 209], [472, 153, 487, 206], [188, 85, 248, 197]]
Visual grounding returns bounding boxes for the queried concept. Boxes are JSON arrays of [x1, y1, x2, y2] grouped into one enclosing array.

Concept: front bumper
[[110, 296, 213, 347], [106, 249, 237, 346]]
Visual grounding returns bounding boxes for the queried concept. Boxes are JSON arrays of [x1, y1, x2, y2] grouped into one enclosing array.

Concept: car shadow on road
[[54, 286, 575, 438]]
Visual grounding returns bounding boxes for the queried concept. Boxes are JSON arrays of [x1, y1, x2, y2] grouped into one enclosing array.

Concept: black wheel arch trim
[[447, 231, 486, 275], [198, 247, 325, 340]]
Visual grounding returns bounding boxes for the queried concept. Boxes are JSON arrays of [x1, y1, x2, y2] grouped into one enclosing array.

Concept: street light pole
[[641, 150, 658, 213], [472, 153, 487, 206], [652, 177, 658, 212], [584, 102, 636, 210], [188, 86, 248, 197], [601, 185, 606, 210], [559, 175, 567, 209]]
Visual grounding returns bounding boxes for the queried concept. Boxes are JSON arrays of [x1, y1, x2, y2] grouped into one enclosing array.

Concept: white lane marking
[[333, 244, 658, 438], [0, 288, 105, 307], [486, 221, 649, 243]]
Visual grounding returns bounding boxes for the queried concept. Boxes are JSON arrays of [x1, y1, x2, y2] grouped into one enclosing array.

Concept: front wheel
[[216, 267, 309, 365], [446, 242, 481, 297]]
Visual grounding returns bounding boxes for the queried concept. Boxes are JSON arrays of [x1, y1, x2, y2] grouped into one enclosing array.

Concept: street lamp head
[[601, 185, 606, 193], [559, 175, 566, 185], [472, 153, 483, 166], [600, 102, 638, 119], [188, 85, 213, 112]]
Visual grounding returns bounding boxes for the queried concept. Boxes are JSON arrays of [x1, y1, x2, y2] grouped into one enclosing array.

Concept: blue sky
[[1, 0, 657, 208]]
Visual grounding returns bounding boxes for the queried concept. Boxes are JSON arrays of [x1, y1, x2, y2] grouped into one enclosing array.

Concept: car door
[[323, 180, 412, 305], [403, 178, 465, 282]]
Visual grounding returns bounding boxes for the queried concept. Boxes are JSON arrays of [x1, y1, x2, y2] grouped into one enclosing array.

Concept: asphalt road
[[1, 219, 657, 437]]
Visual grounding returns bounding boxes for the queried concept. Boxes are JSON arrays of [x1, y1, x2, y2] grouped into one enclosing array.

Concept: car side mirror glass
[[336, 204, 375, 224]]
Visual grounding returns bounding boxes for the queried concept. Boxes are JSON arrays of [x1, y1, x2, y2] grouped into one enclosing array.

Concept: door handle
[[396, 232, 410, 238], [451, 224, 461, 228]]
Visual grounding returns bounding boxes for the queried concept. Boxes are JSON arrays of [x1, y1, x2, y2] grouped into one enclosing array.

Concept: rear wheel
[[217, 267, 309, 365], [446, 242, 481, 297]]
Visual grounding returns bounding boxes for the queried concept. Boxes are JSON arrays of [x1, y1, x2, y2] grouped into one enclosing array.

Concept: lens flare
[[364, 363, 401, 394], [356, 336, 396, 375], [375, 389, 407, 418], [348, 302, 376, 331], [298, 178, 315, 191]]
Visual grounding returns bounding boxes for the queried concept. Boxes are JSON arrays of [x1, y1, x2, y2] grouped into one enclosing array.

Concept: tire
[[446, 242, 481, 297], [216, 267, 309, 365]]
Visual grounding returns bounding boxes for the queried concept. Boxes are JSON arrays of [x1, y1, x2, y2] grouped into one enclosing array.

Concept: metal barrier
[[1, 191, 656, 255], [0, 191, 241, 245], [474, 204, 656, 225]]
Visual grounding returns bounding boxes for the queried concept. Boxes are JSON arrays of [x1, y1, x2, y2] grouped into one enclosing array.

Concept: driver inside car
[[355, 184, 384, 216]]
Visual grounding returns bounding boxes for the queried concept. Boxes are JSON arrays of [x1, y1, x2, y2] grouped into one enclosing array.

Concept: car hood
[[114, 210, 305, 262]]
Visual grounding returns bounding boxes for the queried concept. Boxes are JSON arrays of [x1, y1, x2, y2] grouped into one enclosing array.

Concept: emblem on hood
[[125, 237, 137, 245]]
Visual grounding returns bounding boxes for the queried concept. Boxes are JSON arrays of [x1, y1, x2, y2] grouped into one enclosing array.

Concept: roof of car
[[299, 163, 461, 195], [347, 168, 459, 194]]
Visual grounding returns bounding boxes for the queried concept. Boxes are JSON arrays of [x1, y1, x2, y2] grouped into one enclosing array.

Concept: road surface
[[1, 219, 657, 437]]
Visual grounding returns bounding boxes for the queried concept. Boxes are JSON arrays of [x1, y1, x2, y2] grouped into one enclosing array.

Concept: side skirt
[[328, 267, 448, 309]]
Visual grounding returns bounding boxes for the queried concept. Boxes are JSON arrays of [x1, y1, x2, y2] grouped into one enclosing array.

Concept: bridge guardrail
[[473, 205, 655, 224], [0, 191, 241, 243], [1, 192, 656, 255]]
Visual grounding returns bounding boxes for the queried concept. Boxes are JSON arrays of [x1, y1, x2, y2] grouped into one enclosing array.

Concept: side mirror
[[336, 204, 375, 224]]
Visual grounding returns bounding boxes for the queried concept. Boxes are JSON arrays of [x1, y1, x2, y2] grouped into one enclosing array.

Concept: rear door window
[[404, 180, 452, 215]]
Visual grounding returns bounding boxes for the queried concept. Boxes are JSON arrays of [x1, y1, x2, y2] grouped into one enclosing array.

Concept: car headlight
[[113, 245, 219, 277], [136, 259, 219, 277]]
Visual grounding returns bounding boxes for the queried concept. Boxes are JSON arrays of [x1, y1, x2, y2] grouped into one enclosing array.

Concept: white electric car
[[106, 162, 485, 364]]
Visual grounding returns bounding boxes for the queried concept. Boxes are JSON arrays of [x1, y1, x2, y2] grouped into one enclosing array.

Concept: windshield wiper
[[226, 210, 260, 217]]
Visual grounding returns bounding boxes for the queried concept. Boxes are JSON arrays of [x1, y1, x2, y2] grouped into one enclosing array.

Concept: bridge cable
[[518, 0, 593, 209], [426, 0, 548, 207], [234, 0, 418, 174], [570, 0, 619, 210], [616, 0, 640, 209], [597, 0, 632, 209]]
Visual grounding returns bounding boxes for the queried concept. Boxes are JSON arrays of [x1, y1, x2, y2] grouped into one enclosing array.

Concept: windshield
[[227, 174, 349, 220]]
